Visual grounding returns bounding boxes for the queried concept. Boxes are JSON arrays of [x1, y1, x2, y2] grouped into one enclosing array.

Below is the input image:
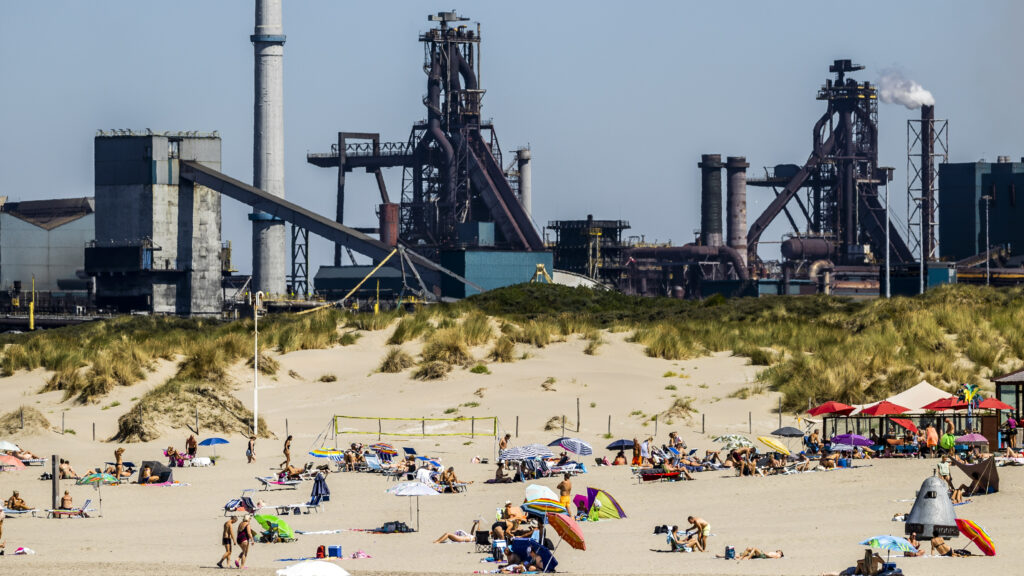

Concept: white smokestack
[[878, 69, 935, 110]]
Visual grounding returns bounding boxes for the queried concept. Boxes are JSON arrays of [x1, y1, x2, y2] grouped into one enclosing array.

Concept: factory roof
[[0, 197, 94, 230], [314, 266, 403, 280]]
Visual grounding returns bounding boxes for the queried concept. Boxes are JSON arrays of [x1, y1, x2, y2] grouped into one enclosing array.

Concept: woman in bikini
[[236, 514, 255, 568]]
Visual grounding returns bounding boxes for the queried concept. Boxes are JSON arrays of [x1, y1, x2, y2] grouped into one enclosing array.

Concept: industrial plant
[[2, 3, 1022, 325]]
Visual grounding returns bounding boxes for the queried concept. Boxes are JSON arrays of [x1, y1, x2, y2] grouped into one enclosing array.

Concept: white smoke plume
[[878, 69, 935, 110]]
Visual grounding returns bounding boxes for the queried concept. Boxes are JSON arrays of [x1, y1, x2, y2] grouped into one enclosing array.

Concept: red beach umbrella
[[977, 398, 1013, 411], [546, 512, 586, 551], [808, 401, 855, 416], [859, 401, 910, 416], [921, 397, 968, 411]]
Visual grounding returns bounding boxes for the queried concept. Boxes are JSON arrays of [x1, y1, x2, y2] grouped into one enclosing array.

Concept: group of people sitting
[[662, 516, 711, 552]]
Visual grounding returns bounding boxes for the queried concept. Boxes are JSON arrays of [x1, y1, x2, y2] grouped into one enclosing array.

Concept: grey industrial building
[[0, 197, 94, 292], [939, 158, 1024, 261], [86, 132, 223, 315]]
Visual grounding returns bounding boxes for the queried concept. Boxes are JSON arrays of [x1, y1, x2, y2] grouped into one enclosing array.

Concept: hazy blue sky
[[2, 1, 1022, 273]]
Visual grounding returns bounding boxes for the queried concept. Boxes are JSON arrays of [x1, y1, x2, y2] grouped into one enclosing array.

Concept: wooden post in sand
[[422, 418, 425, 436], [748, 412, 752, 434], [61, 412, 65, 435], [515, 416, 519, 438], [378, 419, 382, 441], [654, 415, 658, 437], [778, 397, 782, 429], [607, 415, 611, 436], [471, 417, 475, 437], [92, 422, 95, 441], [561, 416, 565, 438], [20, 407, 24, 429], [285, 418, 289, 437], [196, 406, 199, 435], [576, 398, 581, 433], [702, 413, 705, 434]]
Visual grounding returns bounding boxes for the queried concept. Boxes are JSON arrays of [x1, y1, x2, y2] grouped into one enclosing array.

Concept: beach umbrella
[[890, 418, 918, 435], [757, 436, 791, 456], [370, 442, 398, 456], [955, 433, 988, 445], [859, 534, 918, 562], [0, 440, 20, 452], [546, 512, 586, 551], [859, 401, 909, 416], [77, 472, 118, 517], [771, 426, 804, 438], [198, 437, 229, 457], [500, 444, 553, 462], [716, 435, 753, 452], [808, 401, 855, 416], [525, 484, 559, 502], [922, 397, 968, 411], [978, 398, 1013, 411], [276, 560, 350, 576], [831, 433, 873, 447], [308, 448, 345, 459], [829, 444, 856, 452], [0, 454, 26, 470], [386, 481, 438, 531], [552, 438, 592, 456], [605, 439, 634, 451], [521, 498, 568, 517], [955, 518, 995, 556], [254, 514, 296, 540]]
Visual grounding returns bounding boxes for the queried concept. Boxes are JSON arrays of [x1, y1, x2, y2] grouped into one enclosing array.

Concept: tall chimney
[[698, 154, 723, 247], [920, 104, 935, 263], [516, 148, 532, 219], [250, 0, 287, 296], [725, 156, 749, 266]]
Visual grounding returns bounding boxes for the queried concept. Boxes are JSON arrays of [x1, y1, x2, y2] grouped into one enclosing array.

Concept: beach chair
[[255, 476, 300, 491], [474, 530, 491, 553], [275, 493, 324, 515], [20, 458, 46, 467], [2, 507, 40, 518], [47, 498, 94, 519], [403, 447, 418, 458], [363, 454, 384, 473]]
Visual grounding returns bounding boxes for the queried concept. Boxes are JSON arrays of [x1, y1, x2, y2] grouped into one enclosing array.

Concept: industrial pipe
[[698, 154, 724, 247], [516, 149, 532, 218], [626, 244, 749, 280], [781, 236, 836, 261], [808, 259, 834, 295], [415, 51, 455, 207], [725, 156, 749, 267]]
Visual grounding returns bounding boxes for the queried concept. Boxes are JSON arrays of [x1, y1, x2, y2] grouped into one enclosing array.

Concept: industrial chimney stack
[[920, 104, 935, 263], [516, 149, 532, 219], [698, 154, 724, 247], [725, 156, 749, 267], [250, 0, 287, 296]]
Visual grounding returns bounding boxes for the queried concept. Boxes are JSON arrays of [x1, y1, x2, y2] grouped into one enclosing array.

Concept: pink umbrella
[[0, 454, 26, 470]]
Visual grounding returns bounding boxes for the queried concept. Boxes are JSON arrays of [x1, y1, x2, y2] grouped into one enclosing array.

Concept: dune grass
[[379, 346, 415, 374]]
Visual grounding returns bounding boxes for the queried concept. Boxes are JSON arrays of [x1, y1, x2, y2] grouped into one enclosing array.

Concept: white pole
[[254, 291, 264, 436]]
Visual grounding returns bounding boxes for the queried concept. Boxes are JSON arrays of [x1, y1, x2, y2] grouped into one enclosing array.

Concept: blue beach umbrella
[[198, 437, 229, 457]]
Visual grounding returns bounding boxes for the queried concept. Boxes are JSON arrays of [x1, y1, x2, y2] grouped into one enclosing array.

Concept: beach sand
[[0, 329, 1019, 575]]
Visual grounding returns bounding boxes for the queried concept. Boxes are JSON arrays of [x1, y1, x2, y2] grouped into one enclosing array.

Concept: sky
[[2, 0, 1023, 274]]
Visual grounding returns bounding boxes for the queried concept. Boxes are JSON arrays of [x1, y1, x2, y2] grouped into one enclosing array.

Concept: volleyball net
[[333, 415, 498, 437]]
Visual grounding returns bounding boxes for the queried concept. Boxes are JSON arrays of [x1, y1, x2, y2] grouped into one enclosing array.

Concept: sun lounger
[[255, 476, 300, 491], [2, 507, 40, 518], [437, 481, 469, 493], [225, 489, 269, 515], [362, 454, 384, 473], [275, 493, 324, 515], [20, 458, 46, 466], [46, 499, 94, 518]]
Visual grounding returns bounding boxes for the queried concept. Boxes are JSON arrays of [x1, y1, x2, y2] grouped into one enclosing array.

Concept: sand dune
[[0, 329, 1019, 575]]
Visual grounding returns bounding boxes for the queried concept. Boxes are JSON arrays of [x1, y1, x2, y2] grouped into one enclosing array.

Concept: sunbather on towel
[[4, 491, 29, 511], [715, 547, 784, 559], [11, 449, 38, 461], [433, 519, 480, 543]]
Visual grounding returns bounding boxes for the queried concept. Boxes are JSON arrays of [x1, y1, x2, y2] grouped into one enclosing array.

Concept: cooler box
[[328, 545, 343, 558]]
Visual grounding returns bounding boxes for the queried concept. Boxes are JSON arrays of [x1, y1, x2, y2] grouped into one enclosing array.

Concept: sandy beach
[[0, 327, 1019, 576]]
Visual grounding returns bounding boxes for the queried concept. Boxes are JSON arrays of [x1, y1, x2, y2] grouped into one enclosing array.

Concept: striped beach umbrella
[[546, 512, 586, 551], [521, 498, 568, 517], [500, 444, 554, 462], [308, 448, 345, 458], [555, 438, 593, 456], [956, 518, 995, 556], [370, 443, 398, 456]]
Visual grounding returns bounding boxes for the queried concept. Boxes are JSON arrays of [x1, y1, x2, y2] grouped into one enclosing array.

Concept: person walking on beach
[[236, 514, 255, 568], [499, 433, 511, 451], [557, 473, 572, 512], [217, 516, 237, 568], [246, 436, 256, 464], [280, 435, 292, 468]]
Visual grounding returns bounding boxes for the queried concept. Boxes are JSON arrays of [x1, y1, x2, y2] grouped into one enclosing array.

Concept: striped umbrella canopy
[[547, 512, 586, 551], [521, 498, 568, 517], [956, 433, 988, 445], [77, 472, 119, 486], [757, 436, 791, 456], [308, 448, 345, 458], [555, 438, 593, 456], [956, 518, 995, 556], [500, 444, 554, 462], [370, 443, 398, 456]]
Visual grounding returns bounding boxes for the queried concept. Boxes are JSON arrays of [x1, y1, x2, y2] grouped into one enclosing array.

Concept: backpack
[[316, 545, 326, 559]]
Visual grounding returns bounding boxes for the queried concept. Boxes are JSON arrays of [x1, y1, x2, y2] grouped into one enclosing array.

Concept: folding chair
[[474, 530, 491, 553]]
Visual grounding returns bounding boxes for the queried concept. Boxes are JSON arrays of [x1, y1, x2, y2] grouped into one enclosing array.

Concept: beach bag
[[316, 545, 326, 559], [724, 546, 735, 559], [940, 434, 955, 450]]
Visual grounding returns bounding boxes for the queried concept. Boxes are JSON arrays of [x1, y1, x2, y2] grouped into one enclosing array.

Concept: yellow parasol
[[757, 436, 791, 456]]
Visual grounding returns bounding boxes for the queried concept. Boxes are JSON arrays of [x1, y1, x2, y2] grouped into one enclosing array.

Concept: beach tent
[[138, 460, 173, 484], [952, 457, 999, 495], [510, 538, 558, 572], [255, 513, 296, 540], [584, 487, 626, 521], [851, 381, 952, 415]]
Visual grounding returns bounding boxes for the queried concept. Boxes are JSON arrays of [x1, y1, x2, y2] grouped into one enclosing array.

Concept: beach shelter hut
[[584, 487, 626, 521]]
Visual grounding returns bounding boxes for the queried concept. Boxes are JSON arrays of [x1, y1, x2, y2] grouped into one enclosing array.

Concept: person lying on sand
[[11, 448, 38, 461], [4, 491, 29, 511], [433, 519, 480, 543], [716, 547, 784, 559]]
